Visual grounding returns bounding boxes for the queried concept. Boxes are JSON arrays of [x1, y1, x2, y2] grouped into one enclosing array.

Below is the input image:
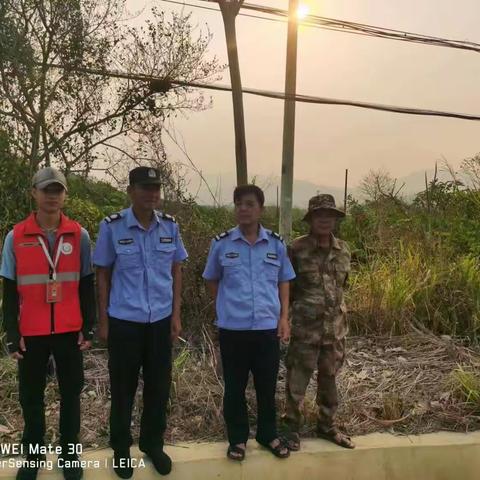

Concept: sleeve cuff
[[174, 257, 188, 263], [202, 274, 220, 281], [93, 262, 114, 268]]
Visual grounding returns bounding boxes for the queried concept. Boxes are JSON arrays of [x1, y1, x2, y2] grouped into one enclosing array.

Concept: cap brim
[[34, 179, 68, 192], [303, 207, 345, 222], [131, 179, 162, 186]]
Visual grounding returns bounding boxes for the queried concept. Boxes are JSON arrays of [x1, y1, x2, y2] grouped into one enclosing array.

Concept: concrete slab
[[1, 432, 480, 479]]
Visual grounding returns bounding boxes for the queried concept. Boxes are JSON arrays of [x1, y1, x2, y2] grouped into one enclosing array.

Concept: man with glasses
[[203, 184, 295, 461]]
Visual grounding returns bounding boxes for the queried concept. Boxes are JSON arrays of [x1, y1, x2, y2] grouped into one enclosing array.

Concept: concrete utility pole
[[344, 169, 349, 213], [280, 0, 299, 242], [217, 0, 248, 186]]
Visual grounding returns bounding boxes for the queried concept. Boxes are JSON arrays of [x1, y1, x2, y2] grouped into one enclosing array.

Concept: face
[[234, 193, 263, 226], [128, 183, 161, 211], [32, 183, 66, 213], [309, 210, 337, 236]]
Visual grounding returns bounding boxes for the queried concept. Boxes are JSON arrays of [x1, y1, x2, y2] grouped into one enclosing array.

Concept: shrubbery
[[339, 165, 480, 341], [2, 146, 480, 342]]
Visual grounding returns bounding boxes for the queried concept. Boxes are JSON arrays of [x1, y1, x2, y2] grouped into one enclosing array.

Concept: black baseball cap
[[129, 167, 161, 186]]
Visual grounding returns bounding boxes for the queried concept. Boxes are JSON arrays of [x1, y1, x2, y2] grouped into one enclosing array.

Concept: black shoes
[[16, 454, 46, 480], [113, 448, 133, 479], [141, 447, 172, 476]]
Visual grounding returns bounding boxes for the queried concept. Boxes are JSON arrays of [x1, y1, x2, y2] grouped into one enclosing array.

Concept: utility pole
[[280, 0, 299, 242], [217, 0, 248, 186], [344, 169, 349, 213]]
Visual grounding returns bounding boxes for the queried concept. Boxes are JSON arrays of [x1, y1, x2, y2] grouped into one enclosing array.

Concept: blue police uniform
[[203, 224, 295, 448], [93, 205, 188, 455], [93, 207, 188, 322], [202, 225, 295, 330]]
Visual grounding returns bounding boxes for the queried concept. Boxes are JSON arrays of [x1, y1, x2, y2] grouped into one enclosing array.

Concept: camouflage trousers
[[282, 336, 345, 432]]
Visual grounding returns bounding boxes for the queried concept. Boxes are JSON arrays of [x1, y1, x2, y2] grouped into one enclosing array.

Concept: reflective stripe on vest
[[17, 271, 80, 286], [13, 213, 83, 336]]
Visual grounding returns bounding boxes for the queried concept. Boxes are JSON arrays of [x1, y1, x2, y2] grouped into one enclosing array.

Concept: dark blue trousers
[[219, 328, 280, 446], [108, 316, 172, 452]]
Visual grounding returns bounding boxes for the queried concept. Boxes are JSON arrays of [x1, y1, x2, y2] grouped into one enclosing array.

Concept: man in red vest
[[0, 167, 96, 480]]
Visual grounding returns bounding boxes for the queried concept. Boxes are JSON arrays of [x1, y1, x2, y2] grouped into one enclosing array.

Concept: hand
[[10, 337, 26, 360], [97, 318, 109, 345], [277, 318, 291, 344], [171, 314, 182, 342], [78, 331, 92, 351]]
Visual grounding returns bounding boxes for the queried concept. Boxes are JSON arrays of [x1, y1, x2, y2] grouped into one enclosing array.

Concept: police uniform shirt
[[202, 225, 296, 331], [92, 207, 188, 323]]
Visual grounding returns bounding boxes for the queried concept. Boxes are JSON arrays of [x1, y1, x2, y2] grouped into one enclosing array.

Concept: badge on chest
[[118, 238, 134, 245], [46, 280, 62, 303], [225, 252, 239, 259]]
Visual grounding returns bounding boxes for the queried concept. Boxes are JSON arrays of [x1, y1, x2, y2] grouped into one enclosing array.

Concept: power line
[[251, 2, 480, 53], [243, 2, 480, 53], [42, 62, 480, 121], [158, 0, 289, 25], [160, 0, 480, 54]]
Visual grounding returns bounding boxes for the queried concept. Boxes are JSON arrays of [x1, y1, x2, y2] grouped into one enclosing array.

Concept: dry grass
[[1, 328, 480, 450], [335, 330, 480, 436]]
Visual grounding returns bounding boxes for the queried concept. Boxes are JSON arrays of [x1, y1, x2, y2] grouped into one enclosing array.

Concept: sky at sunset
[[126, 0, 480, 192]]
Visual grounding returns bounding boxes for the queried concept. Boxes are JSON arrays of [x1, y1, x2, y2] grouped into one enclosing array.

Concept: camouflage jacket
[[289, 233, 351, 344]]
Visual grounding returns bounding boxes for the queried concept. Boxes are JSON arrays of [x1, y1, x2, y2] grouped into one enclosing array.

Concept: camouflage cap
[[303, 194, 345, 221]]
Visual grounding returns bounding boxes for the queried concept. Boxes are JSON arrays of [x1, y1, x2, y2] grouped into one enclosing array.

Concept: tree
[[360, 169, 405, 204], [0, 0, 220, 174], [0, 130, 31, 238]]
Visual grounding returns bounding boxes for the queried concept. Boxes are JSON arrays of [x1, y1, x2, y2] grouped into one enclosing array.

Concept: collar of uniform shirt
[[231, 224, 269, 244], [125, 206, 160, 230], [330, 233, 342, 250], [309, 232, 342, 251]]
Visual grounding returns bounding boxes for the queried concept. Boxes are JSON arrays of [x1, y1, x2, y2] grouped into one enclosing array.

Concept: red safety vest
[[13, 213, 83, 336]]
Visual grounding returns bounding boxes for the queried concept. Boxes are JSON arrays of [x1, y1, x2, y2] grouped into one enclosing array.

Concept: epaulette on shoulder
[[214, 231, 230, 242], [269, 230, 284, 243], [104, 212, 122, 224], [157, 211, 177, 223]]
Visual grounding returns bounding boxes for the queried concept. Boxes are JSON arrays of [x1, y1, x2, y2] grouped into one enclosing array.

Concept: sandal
[[227, 444, 246, 461], [257, 438, 290, 459], [317, 426, 355, 449], [282, 431, 301, 451]]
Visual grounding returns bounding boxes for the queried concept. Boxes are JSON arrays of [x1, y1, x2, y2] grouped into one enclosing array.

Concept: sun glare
[[297, 4, 310, 20]]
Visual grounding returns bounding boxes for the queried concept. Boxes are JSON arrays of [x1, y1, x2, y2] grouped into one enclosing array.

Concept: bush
[[0, 132, 32, 239], [450, 366, 480, 411], [63, 177, 128, 238], [67, 176, 127, 219], [341, 167, 480, 341], [347, 243, 480, 339], [3, 151, 480, 342], [63, 197, 104, 239]]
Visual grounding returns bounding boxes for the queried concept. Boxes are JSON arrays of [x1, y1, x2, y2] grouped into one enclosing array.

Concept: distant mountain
[[186, 167, 462, 206], [186, 172, 347, 207], [394, 167, 456, 198]]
